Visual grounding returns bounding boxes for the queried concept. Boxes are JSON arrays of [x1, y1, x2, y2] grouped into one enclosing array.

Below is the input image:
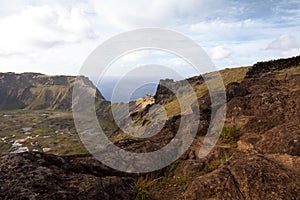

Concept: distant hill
[[0, 72, 105, 110]]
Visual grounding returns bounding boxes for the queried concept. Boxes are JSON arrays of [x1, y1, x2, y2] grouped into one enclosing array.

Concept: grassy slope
[[155, 66, 249, 119]]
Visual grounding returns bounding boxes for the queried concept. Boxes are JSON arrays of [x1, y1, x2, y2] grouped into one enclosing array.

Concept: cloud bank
[[0, 0, 299, 76]]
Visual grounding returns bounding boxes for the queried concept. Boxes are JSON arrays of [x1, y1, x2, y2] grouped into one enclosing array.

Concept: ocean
[[96, 77, 158, 102]]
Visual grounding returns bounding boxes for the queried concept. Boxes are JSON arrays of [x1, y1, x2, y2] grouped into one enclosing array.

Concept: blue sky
[[0, 0, 299, 78]]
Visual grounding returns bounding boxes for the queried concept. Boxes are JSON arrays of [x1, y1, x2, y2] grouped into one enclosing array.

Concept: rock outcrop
[[245, 55, 300, 78], [184, 151, 300, 200], [0, 152, 136, 200]]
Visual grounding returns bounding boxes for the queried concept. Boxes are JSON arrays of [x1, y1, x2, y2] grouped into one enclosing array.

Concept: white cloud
[[0, 0, 300, 77], [267, 34, 299, 50], [209, 45, 233, 60], [190, 19, 256, 32], [0, 39, 99, 75], [0, 0, 27, 18], [89, 0, 232, 29], [158, 56, 199, 77], [0, 5, 95, 55], [203, 39, 278, 68], [266, 34, 300, 57]]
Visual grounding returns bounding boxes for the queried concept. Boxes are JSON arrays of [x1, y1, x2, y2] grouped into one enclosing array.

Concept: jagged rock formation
[[154, 76, 204, 104], [154, 79, 177, 104]]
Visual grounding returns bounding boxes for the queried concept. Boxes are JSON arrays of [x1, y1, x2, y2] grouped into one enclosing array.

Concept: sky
[[0, 0, 300, 78]]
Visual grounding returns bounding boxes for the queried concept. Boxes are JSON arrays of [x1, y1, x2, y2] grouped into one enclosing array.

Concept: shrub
[[220, 126, 240, 145]]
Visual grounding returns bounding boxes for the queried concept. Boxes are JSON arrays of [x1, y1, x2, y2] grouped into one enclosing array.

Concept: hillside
[[0, 72, 105, 110], [0, 56, 300, 199]]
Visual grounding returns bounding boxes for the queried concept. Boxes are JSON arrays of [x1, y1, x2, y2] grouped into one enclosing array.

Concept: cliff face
[[154, 76, 205, 104], [0, 73, 105, 110]]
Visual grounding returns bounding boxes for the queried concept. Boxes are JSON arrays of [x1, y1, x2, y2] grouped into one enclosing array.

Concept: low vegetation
[[201, 160, 222, 174], [0, 111, 87, 155], [134, 176, 160, 200], [220, 125, 240, 146]]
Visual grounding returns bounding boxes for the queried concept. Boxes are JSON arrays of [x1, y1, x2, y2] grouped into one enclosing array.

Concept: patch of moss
[[0, 141, 11, 153], [103, 104, 112, 113], [33, 127, 52, 134], [220, 126, 240, 146], [24, 97, 34, 105], [201, 160, 222, 174]]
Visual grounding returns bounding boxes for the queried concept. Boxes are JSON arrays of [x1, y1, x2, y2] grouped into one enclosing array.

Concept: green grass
[[166, 159, 182, 174], [175, 175, 189, 191], [0, 141, 11, 153], [33, 127, 52, 134], [274, 65, 300, 78], [134, 176, 158, 200], [138, 66, 250, 121], [132, 158, 224, 198], [273, 66, 300, 92], [0, 111, 90, 155], [24, 97, 34, 105], [201, 160, 222, 174], [220, 126, 240, 146], [103, 104, 112, 113]]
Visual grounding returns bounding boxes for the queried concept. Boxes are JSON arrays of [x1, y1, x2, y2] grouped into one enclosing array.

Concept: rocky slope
[[0, 152, 136, 200], [1, 56, 300, 199]]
